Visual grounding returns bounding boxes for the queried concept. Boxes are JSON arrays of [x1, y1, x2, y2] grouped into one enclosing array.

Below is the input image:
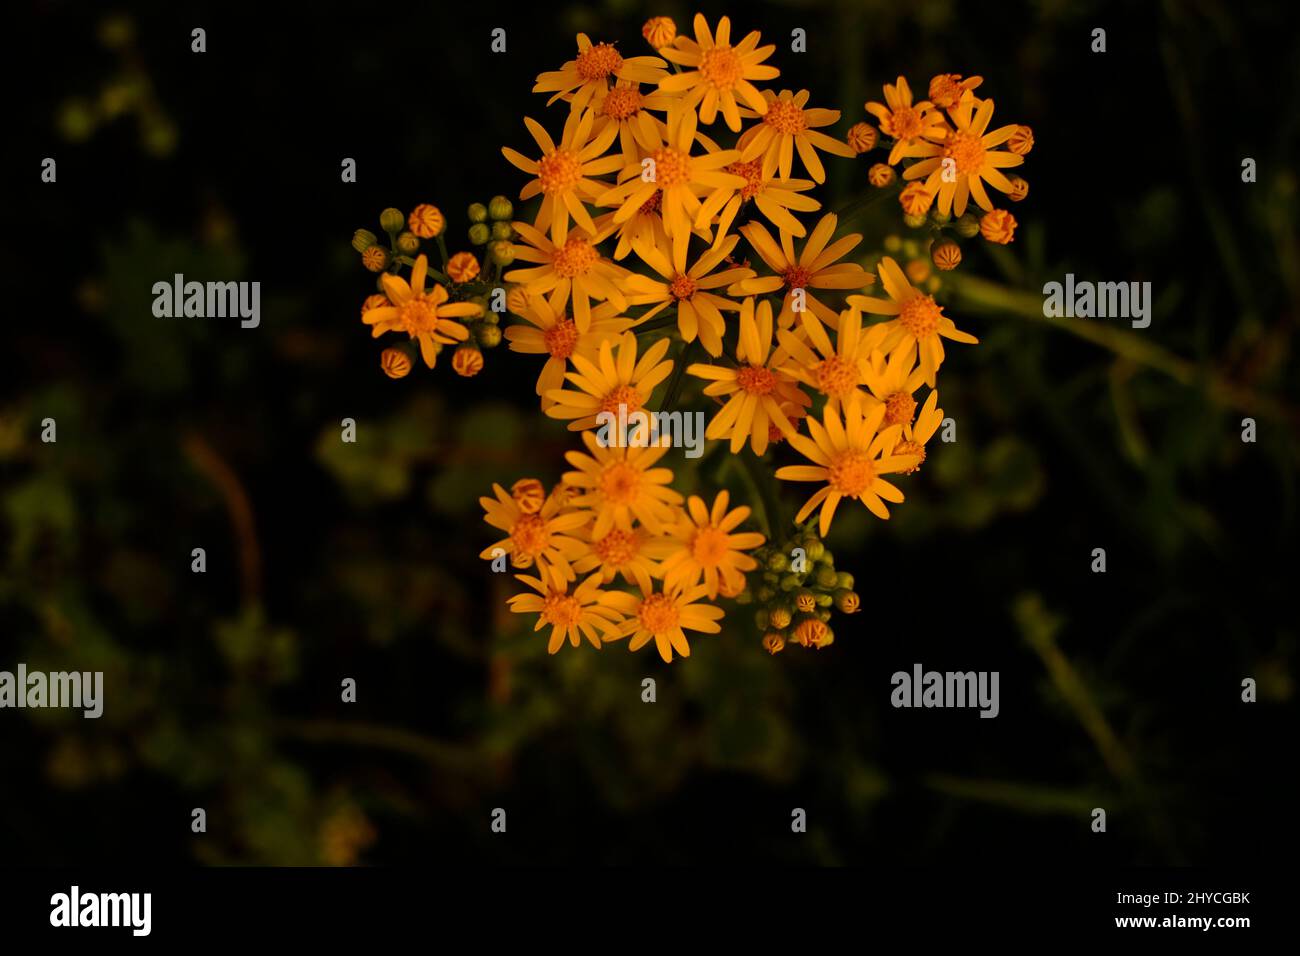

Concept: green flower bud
[[755, 585, 776, 603], [396, 231, 420, 256], [481, 311, 500, 326], [734, 589, 753, 605], [379, 207, 405, 234], [815, 591, 834, 608], [779, 573, 800, 592], [491, 221, 514, 241], [804, 538, 825, 562], [954, 212, 981, 238], [488, 195, 514, 221], [929, 207, 952, 225], [817, 609, 833, 623], [836, 571, 855, 591], [477, 324, 503, 348], [767, 552, 789, 573], [755, 609, 770, 630], [352, 228, 378, 253], [469, 223, 491, 246], [815, 566, 839, 589], [489, 240, 516, 266], [903, 212, 928, 229], [468, 202, 489, 224]]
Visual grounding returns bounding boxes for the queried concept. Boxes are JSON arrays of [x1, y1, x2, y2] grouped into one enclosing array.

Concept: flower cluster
[[348, 14, 1035, 662]]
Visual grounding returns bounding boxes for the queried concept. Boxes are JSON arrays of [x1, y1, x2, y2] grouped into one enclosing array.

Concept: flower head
[[480, 481, 588, 586], [659, 491, 766, 598], [505, 220, 630, 332], [657, 14, 779, 132], [362, 255, 479, 367], [737, 88, 854, 183], [507, 572, 628, 653], [504, 290, 631, 407], [561, 429, 685, 538], [602, 583, 725, 662], [545, 330, 674, 431], [533, 33, 667, 114], [865, 76, 949, 165]]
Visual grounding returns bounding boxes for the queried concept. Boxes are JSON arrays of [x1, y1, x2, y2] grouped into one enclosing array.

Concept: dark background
[[1, 0, 1296, 866]]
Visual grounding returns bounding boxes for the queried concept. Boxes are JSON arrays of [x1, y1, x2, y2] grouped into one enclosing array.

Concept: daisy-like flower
[[362, 255, 479, 367], [561, 430, 685, 538], [602, 583, 725, 662], [901, 91, 1025, 217], [479, 482, 589, 586], [533, 34, 667, 114], [598, 107, 744, 262], [507, 572, 627, 654], [504, 220, 630, 332], [501, 110, 624, 244], [863, 342, 928, 432], [774, 308, 881, 414], [865, 76, 949, 166], [592, 80, 676, 166], [623, 232, 753, 356], [659, 491, 766, 599], [502, 290, 632, 408], [775, 399, 918, 535], [890, 389, 943, 474], [657, 14, 778, 132], [687, 297, 810, 454], [571, 522, 677, 595], [847, 256, 978, 385], [736, 89, 855, 183], [729, 213, 874, 330], [545, 330, 674, 432], [928, 73, 983, 110], [713, 158, 820, 239]]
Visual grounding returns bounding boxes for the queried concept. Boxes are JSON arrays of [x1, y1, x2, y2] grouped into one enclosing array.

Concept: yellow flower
[[362, 255, 479, 367], [928, 73, 983, 110], [713, 158, 820, 239], [775, 399, 918, 535], [902, 92, 1025, 217], [659, 491, 765, 598], [479, 482, 588, 586], [729, 213, 874, 330], [503, 290, 631, 408], [501, 110, 625, 245], [572, 522, 677, 595], [687, 297, 810, 454], [533, 34, 667, 114], [848, 256, 978, 385], [863, 344, 927, 431], [642, 17, 677, 49], [865, 76, 949, 165], [737, 89, 854, 183], [598, 107, 744, 262], [592, 80, 677, 166], [657, 14, 779, 132], [407, 204, 445, 238], [623, 232, 752, 356], [774, 308, 880, 414], [446, 252, 480, 283], [505, 220, 630, 332], [507, 572, 627, 653], [891, 388, 943, 473], [561, 429, 685, 537], [980, 209, 1017, 244], [602, 583, 725, 662], [545, 329, 674, 431]]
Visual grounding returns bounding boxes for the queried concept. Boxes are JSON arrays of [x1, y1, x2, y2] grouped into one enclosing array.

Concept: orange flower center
[[397, 296, 441, 335], [601, 86, 643, 120], [598, 461, 643, 504], [650, 147, 692, 188], [943, 131, 986, 175], [593, 528, 641, 566], [883, 390, 916, 426], [737, 365, 776, 395], [763, 99, 807, 134], [690, 526, 731, 567], [814, 354, 858, 398], [552, 236, 599, 278], [828, 448, 875, 498], [540, 591, 584, 628], [575, 42, 624, 82], [543, 318, 580, 359], [637, 593, 681, 633], [898, 294, 942, 338], [668, 273, 698, 301], [893, 438, 926, 475], [598, 384, 643, 417], [887, 106, 924, 141], [782, 265, 813, 290], [726, 159, 764, 201], [510, 514, 550, 560], [698, 45, 743, 89], [537, 149, 584, 194]]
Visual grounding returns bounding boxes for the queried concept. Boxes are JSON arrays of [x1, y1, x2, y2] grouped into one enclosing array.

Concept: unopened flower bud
[[396, 231, 420, 256], [408, 204, 445, 238], [868, 163, 896, 187], [642, 16, 676, 49], [931, 238, 962, 271], [452, 345, 484, 377], [488, 195, 514, 221], [469, 223, 491, 246], [769, 607, 792, 629], [447, 252, 480, 283], [362, 246, 389, 272], [477, 324, 503, 348], [762, 632, 785, 655], [954, 212, 981, 238], [380, 347, 411, 379], [352, 228, 378, 253], [467, 202, 489, 224], [835, 590, 861, 614], [846, 122, 878, 154], [980, 209, 1017, 244], [379, 207, 405, 235], [489, 240, 516, 266]]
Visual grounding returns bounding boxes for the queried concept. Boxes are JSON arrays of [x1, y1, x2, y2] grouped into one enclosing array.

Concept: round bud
[[489, 240, 516, 266], [835, 571, 855, 591], [779, 573, 800, 592], [903, 212, 928, 229], [815, 566, 839, 589], [754, 609, 770, 630], [452, 345, 484, 377], [834, 590, 861, 614], [477, 324, 503, 348], [361, 246, 389, 272], [804, 538, 825, 562], [380, 348, 412, 380], [755, 585, 776, 603], [734, 589, 753, 606], [379, 207, 405, 235], [767, 552, 789, 573], [469, 223, 491, 246], [467, 202, 489, 224], [396, 231, 420, 256], [762, 632, 786, 655], [954, 212, 981, 238], [490, 221, 514, 242], [488, 195, 514, 221], [769, 607, 792, 629], [815, 591, 834, 608], [931, 239, 962, 271], [351, 228, 378, 253]]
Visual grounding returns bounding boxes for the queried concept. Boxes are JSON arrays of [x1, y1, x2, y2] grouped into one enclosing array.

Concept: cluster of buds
[[736, 527, 860, 654], [352, 202, 514, 380]]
